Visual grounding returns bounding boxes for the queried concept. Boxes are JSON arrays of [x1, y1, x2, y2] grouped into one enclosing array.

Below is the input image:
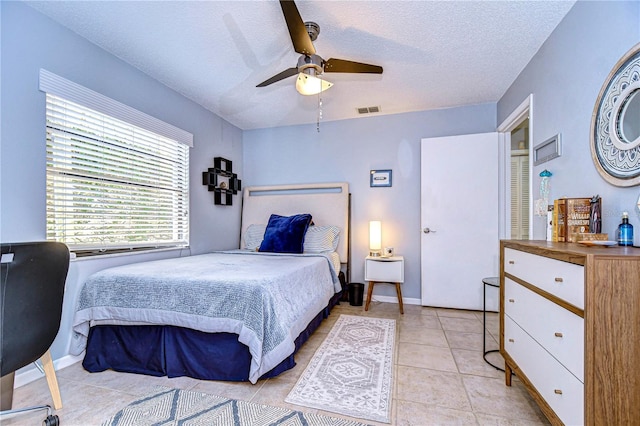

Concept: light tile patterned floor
[[6, 302, 549, 425]]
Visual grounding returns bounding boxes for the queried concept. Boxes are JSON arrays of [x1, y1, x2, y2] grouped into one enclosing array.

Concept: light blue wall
[[244, 0, 640, 303], [498, 0, 640, 240], [243, 104, 497, 300], [0, 2, 243, 361]]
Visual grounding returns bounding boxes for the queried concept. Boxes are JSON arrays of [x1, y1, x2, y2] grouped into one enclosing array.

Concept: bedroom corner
[[0, 1, 244, 382]]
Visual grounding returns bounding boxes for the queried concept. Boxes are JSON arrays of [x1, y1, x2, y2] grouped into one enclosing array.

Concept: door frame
[[497, 94, 534, 240]]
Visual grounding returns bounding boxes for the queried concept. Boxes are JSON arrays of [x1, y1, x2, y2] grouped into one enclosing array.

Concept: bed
[[70, 182, 350, 384]]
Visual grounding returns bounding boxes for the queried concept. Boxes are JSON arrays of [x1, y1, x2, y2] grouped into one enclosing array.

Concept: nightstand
[[364, 255, 404, 314]]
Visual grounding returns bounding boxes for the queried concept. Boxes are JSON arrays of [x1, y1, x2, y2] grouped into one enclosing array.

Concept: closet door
[[510, 154, 529, 240]]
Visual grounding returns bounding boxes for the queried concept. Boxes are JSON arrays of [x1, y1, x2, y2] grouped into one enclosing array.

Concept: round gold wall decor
[[591, 42, 640, 187]]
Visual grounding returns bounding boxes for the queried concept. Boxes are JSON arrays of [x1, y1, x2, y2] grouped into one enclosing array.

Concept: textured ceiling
[[26, 0, 576, 130]]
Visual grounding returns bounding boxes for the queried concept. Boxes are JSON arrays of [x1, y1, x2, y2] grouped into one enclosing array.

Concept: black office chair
[[1, 242, 69, 426]]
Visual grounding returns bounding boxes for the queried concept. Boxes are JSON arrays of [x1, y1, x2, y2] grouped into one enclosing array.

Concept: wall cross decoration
[[202, 157, 241, 205]]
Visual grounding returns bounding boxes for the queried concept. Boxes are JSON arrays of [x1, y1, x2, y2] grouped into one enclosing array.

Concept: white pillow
[[304, 225, 340, 253], [244, 224, 266, 250]]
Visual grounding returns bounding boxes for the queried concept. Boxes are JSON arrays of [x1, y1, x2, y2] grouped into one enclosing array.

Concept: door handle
[[423, 227, 436, 234]]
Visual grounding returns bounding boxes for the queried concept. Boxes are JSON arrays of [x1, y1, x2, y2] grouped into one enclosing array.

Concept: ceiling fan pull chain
[[317, 92, 323, 132]]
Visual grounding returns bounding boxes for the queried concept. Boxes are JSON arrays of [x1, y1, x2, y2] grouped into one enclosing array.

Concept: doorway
[[498, 95, 533, 240]]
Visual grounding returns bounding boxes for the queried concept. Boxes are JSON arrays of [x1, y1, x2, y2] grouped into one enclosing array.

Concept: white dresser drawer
[[365, 258, 404, 282], [504, 278, 584, 382], [504, 315, 584, 426], [504, 248, 584, 309]]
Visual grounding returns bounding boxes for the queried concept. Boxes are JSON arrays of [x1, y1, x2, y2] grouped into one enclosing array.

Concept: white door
[[420, 133, 500, 310]]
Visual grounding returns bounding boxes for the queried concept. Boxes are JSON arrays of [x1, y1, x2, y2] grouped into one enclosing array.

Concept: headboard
[[241, 182, 349, 264]]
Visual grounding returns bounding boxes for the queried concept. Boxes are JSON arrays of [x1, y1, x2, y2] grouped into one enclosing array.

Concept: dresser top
[[501, 240, 640, 265]]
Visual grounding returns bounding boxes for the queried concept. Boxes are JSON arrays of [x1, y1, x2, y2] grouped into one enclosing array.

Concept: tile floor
[[6, 301, 549, 425]]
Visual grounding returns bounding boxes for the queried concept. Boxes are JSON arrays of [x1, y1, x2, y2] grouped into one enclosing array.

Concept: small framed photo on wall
[[370, 169, 392, 187]]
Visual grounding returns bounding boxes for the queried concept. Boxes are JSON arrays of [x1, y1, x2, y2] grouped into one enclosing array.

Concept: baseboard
[[14, 354, 83, 388], [372, 295, 421, 305]]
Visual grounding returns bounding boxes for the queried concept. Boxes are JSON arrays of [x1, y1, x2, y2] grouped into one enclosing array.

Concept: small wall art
[[202, 157, 241, 205], [370, 169, 392, 187]]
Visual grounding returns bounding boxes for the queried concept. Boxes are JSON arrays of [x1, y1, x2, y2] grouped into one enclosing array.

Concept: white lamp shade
[[369, 221, 382, 254], [296, 73, 333, 96]]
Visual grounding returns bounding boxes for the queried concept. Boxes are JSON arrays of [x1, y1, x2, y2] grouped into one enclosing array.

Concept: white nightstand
[[364, 255, 405, 314]]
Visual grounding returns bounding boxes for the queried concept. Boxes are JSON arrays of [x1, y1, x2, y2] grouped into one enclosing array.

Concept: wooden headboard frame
[[240, 182, 350, 265]]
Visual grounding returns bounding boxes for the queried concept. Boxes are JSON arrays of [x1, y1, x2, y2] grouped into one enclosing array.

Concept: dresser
[[500, 240, 640, 425]]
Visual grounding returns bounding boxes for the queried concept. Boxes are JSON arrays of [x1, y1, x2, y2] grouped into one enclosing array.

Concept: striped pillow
[[244, 224, 266, 250], [304, 225, 340, 253]]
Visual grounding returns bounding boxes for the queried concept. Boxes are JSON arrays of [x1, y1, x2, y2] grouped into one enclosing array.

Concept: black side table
[[482, 276, 504, 372]]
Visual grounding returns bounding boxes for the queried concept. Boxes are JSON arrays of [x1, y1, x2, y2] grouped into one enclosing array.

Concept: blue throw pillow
[[259, 214, 313, 254]]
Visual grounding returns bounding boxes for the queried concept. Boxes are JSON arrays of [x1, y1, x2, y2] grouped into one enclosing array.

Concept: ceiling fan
[[257, 0, 383, 95]]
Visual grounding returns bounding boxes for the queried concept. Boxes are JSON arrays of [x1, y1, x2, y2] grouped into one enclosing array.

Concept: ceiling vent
[[357, 106, 380, 114]]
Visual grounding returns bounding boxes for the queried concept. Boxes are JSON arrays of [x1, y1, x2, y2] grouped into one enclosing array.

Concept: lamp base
[[369, 251, 381, 257]]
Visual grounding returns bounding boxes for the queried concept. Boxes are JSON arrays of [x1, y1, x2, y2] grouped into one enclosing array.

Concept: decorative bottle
[[617, 212, 634, 246]]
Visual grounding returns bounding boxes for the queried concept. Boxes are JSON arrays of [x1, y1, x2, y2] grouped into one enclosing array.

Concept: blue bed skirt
[[82, 292, 342, 381]]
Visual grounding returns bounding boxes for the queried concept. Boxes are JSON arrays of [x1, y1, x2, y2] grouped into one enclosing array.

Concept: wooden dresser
[[500, 240, 640, 425]]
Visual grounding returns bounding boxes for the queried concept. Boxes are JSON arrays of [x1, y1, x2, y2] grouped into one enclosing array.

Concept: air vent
[[357, 106, 381, 114]]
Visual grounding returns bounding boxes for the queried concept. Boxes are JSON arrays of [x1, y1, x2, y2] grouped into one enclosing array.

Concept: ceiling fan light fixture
[[296, 72, 333, 96]]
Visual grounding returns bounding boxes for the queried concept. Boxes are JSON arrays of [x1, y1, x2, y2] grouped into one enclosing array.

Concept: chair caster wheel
[[43, 414, 59, 426]]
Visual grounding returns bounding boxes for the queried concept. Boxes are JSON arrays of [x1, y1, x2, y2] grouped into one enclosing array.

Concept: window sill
[[70, 246, 190, 262]]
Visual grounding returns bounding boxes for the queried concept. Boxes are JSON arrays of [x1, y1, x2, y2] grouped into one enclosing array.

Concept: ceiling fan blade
[[324, 58, 383, 74], [279, 0, 316, 55], [256, 67, 299, 87]]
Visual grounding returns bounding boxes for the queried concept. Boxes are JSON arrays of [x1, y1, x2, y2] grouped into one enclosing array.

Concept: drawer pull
[[554, 389, 563, 395], [554, 277, 564, 283], [508, 298, 515, 303], [508, 338, 514, 343], [508, 260, 515, 264], [554, 332, 563, 338]]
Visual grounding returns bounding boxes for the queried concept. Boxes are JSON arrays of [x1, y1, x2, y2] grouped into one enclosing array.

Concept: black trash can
[[348, 283, 364, 306]]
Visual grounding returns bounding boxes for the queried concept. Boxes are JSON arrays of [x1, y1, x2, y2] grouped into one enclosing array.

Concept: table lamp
[[369, 221, 382, 257]]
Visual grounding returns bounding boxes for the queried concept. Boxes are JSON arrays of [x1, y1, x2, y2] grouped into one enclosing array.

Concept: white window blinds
[[42, 74, 190, 252]]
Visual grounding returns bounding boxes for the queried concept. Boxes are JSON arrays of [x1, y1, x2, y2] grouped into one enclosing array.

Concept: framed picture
[[370, 169, 392, 187]]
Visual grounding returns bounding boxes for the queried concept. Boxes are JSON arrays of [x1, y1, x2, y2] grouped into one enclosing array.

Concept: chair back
[[1, 242, 69, 377]]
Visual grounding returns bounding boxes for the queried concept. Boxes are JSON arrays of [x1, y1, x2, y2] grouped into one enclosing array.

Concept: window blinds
[[39, 69, 193, 147], [44, 93, 190, 251]]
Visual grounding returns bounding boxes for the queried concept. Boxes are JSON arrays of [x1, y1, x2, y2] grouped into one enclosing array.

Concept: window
[[41, 70, 191, 253]]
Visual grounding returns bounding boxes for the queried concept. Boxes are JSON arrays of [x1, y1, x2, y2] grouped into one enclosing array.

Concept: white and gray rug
[[285, 314, 396, 424], [102, 387, 370, 425]]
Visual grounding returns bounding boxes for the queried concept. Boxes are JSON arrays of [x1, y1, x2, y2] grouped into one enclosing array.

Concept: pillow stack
[[244, 216, 340, 254]]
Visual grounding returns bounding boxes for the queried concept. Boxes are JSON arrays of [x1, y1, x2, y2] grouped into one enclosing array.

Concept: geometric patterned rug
[[285, 315, 396, 423], [102, 386, 370, 425]]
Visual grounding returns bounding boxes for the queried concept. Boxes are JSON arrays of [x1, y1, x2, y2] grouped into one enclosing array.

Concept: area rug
[[285, 314, 396, 424], [102, 386, 370, 425]]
